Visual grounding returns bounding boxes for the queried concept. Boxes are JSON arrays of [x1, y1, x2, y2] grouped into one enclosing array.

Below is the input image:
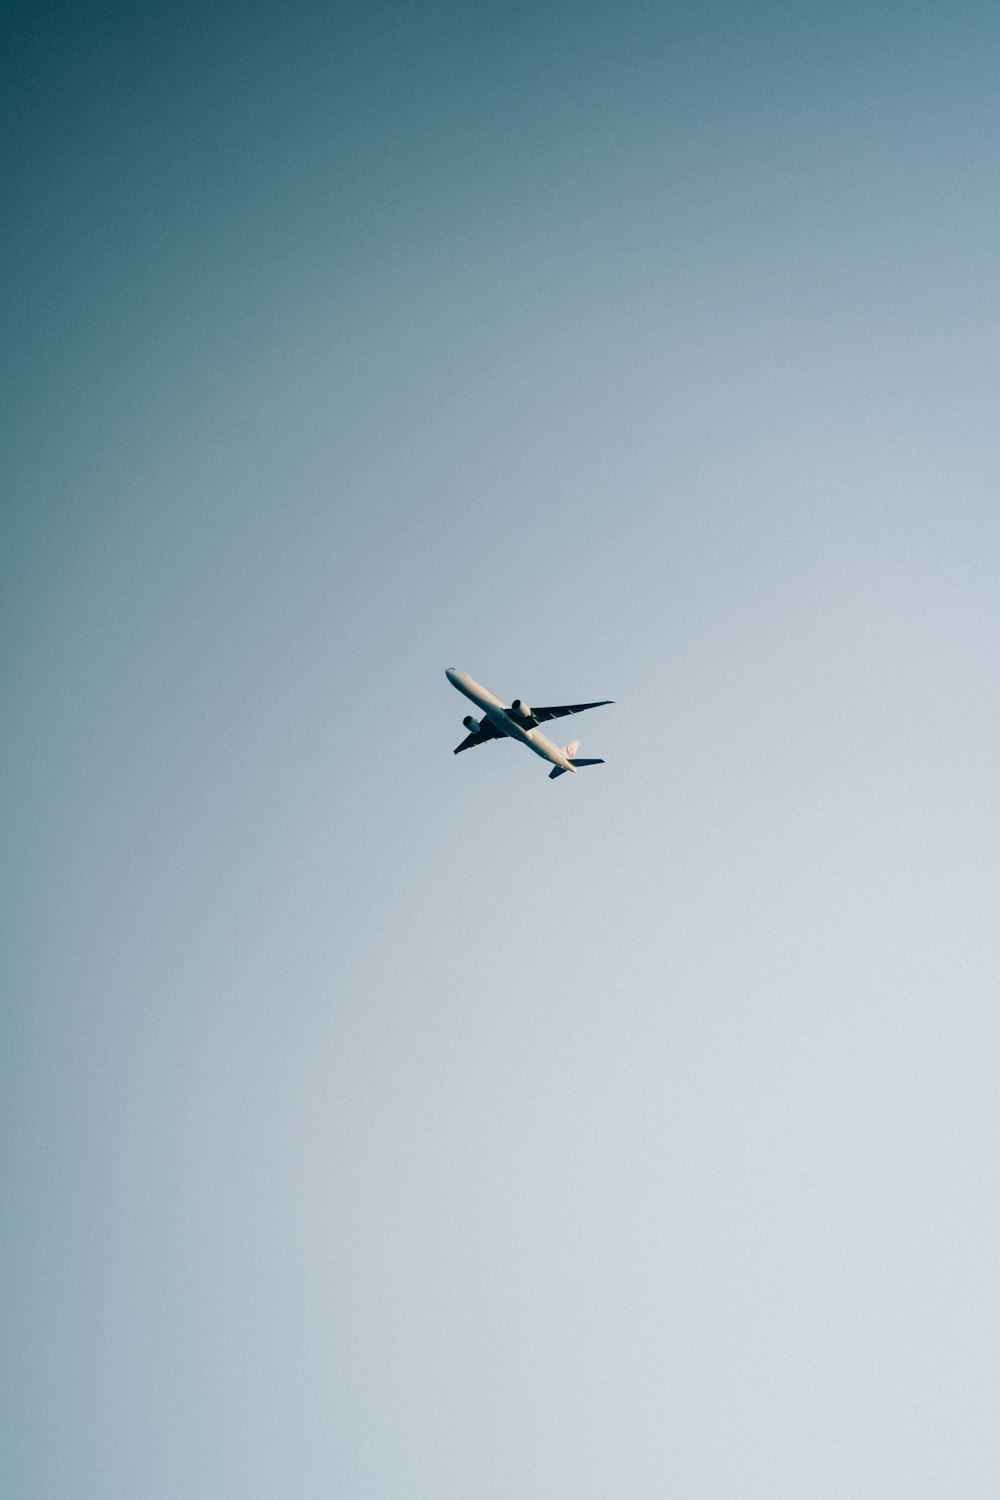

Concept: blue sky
[[3, 3, 999, 1496]]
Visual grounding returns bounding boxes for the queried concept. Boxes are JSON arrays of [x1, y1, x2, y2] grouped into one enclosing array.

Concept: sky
[[3, 1, 999, 1495]]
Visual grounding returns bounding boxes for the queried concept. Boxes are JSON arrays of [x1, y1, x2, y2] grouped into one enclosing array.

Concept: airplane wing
[[453, 720, 508, 754], [529, 699, 613, 725]]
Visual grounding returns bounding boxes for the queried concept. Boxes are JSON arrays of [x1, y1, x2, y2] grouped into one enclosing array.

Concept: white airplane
[[446, 668, 612, 779]]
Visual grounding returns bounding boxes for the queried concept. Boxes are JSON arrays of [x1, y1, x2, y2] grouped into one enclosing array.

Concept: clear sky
[[3, 2, 999, 1495]]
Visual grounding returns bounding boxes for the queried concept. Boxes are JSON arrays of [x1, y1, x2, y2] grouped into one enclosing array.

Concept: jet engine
[[511, 699, 531, 719], [463, 716, 481, 734]]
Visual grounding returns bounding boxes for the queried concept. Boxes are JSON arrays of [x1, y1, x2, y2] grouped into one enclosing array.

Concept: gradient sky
[[3, 2, 999, 1496]]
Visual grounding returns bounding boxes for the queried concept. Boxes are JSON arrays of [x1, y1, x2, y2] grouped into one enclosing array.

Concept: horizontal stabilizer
[[549, 757, 604, 779]]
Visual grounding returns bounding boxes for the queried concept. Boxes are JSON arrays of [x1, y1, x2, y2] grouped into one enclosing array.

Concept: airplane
[[446, 668, 612, 779]]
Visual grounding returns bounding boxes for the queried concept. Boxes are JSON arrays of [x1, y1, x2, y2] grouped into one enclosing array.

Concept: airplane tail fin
[[550, 740, 604, 778]]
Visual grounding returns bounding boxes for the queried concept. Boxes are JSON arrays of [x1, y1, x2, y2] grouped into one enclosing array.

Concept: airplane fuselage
[[445, 669, 578, 773]]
